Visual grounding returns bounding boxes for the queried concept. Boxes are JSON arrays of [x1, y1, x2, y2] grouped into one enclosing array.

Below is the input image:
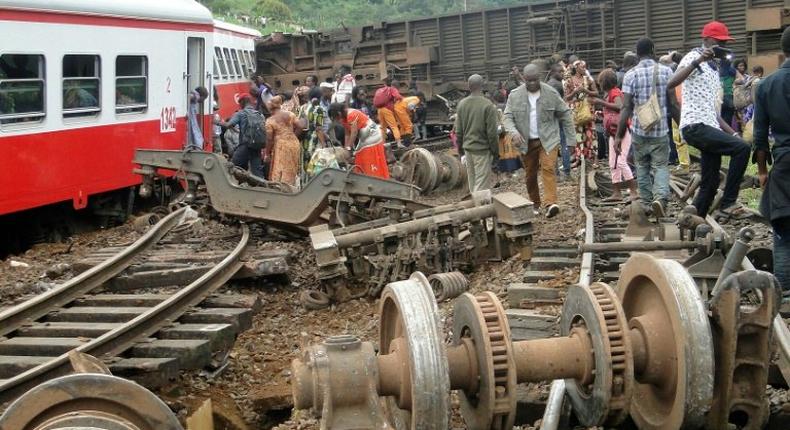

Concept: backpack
[[240, 109, 266, 150], [373, 87, 393, 109]]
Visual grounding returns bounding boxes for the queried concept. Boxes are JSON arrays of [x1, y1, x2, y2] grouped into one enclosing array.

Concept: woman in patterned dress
[[564, 60, 598, 167], [265, 96, 302, 187]]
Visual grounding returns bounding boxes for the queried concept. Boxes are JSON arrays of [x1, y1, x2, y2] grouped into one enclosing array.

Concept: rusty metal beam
[[134, 150, 424, 229]]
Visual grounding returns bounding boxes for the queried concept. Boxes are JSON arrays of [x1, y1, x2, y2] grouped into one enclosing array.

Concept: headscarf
[[268, 95, 283, 112]]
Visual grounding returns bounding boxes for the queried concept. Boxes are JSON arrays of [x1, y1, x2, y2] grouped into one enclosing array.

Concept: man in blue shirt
[[753, 26, 790, 291]]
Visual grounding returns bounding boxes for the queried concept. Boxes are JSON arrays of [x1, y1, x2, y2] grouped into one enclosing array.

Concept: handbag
[[634, 64, 663, 132], [573, 97, 594, 126], [497, 133, 522, 172]]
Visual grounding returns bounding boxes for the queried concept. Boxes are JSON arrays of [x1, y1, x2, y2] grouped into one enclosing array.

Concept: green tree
[[254, 0, 292, 21]]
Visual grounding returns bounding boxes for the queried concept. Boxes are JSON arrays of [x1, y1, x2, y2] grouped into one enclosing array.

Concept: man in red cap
[[668, 21, 751, 220]]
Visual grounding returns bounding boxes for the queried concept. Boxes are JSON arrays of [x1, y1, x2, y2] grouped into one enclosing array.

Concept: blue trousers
[[559, 127, 571, 175], [232, 144, 264, 178], [632, 134, 670, 206]]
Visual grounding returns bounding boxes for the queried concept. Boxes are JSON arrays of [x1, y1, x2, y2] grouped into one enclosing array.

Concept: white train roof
[[214, 19, 262, 38], [0, 0, 213, 24]]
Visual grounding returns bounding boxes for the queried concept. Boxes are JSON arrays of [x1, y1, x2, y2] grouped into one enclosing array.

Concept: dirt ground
[[0, 171, 584, 429], [0, 225, 141, 308], [156, 170, 584, 430], [1, 161, 777, 429]]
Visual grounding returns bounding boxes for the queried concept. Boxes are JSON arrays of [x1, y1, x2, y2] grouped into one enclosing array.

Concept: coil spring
[[428, 272, 469, 301]]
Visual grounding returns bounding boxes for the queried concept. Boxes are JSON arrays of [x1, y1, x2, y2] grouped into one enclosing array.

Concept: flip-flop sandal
[[717, 204, 752, 220]]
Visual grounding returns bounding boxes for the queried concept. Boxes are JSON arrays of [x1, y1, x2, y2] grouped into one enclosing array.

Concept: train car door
[[186, 37, 206, 139]]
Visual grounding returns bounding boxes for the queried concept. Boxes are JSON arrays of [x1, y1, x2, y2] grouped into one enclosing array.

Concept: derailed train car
[[256, 0, 788, 124]]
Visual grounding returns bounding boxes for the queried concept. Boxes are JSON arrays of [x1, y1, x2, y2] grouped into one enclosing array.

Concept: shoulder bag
[[634, 64, 663, 132]]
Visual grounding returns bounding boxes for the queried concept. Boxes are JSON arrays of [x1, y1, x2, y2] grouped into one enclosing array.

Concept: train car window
[[213, 57, 219, 80], [230, 49, 241, 78], [215, 47, 228, 80], [248, 50, 256, 74], [243, 51, 253, 75], [222, 48, 232, 80], [0, 54, 45, 125], [239, 51, 249, 75], [62, 54, 100, 118], [115, 56, 147, 114]]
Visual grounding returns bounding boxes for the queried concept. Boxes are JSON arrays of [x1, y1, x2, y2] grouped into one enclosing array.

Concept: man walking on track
[[454, 74, 500, 193], [504, 64, 576, 218], [616, 37, 677, 218]]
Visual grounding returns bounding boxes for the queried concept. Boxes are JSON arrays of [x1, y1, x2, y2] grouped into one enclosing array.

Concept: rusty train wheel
[[561, 282, 633, 426], [617, 253, 714, 430], [379, 272, 450, 430], [401, 148, 439, 192], [451, 292, 517, 430], [0, 374, 182, 430]]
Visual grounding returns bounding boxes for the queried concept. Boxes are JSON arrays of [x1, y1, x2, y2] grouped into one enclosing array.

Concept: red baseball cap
[[702, 21, 734, 41]]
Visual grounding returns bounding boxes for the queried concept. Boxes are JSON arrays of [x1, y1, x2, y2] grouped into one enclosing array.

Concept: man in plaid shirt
[[614, 37, 679, 216]]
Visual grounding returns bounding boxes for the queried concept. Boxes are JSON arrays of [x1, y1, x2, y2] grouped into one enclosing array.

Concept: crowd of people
[[456, 21, 771, 219], [186, 20, 789, 292], [454, 21, 789, 292], [191, 69, 428, 189]]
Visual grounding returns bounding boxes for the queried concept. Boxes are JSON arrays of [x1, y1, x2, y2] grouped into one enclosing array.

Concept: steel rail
[[0, 224, 250, 405], [541, 161, 594, 430], [0, 206, 189, 338]]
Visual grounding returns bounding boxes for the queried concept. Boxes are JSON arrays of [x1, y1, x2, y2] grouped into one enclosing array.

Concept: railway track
[[279, 155, 784, 429], [535, 161, 786, 429], [0, 208, 255, 407]]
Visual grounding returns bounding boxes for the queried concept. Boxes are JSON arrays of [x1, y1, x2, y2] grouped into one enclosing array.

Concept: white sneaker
[[546, 204, 560, 218]]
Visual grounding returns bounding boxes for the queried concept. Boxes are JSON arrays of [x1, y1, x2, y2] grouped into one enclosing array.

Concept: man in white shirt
[[503, 64, 576, 218], [668, 21, 750, 219]]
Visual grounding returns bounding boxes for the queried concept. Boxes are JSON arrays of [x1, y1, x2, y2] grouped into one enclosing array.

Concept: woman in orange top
[[328, 103, 390, 179]]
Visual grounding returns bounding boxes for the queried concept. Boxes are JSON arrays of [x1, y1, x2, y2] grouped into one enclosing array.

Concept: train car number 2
[[160, 106, 177, 133]]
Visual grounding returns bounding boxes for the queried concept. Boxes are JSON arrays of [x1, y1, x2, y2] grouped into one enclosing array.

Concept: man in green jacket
[[455, 74, 500, 193], [503, 64, 576, 218]]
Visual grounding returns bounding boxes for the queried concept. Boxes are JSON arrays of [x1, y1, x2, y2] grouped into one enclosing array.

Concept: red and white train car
[[212, 20, 260, 120], [0, 0, 259, 226]]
